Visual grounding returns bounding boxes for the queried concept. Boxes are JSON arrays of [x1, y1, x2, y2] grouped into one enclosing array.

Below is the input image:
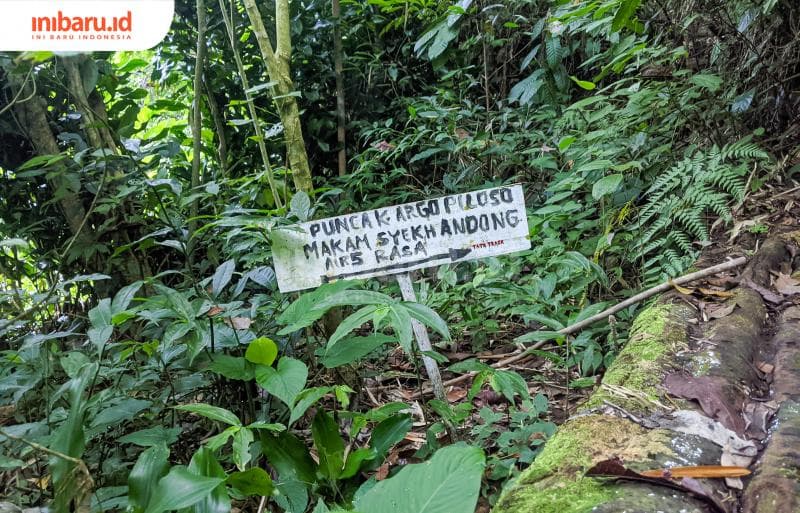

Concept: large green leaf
[[261, 431, 317, 485], [208, 355, 255, 381], [369, 414, 412, 461], [232, 427, 254, 471], [227, 468, 274, 497], [112, 281, 143, 316], [128, 444, 170, 512], [315, 290, 395, 310], [400, 302, 451, 340], [289, 386, 333, 426], [327, 305, 379, 347], [277, 281, 355, 334], [353, 444, 485, 513], [175, 404, 241, 427], [187, 448, 230, 513], [311, 410, 345, 481], [255, 357, 308, 407], [321, 334, 394, 368], [144, 467, 224, 513], [592, 174, 624, 200], [211, 260, 235, 297]]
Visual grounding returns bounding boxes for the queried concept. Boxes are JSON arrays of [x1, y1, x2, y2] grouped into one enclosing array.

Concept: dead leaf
[[446, 388, 467, 403], [225, 317, 252, 330], [665, 374, 746, 434], [698, 287, 736, 298], [640, 465, 751, 479], [374, 463, 390, 481], [585, 458, 726, 513], [670, 280, 695, 295], [756, 362, 774, 374], [742, 278, 784, 304], [774, 273, 800, 295], [707, 302, 737, 319], [207, 306, 224, 317]]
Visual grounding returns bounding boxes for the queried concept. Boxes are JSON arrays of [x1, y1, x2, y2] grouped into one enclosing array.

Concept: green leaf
[[312, 410, 345, 481], [569, 76, 596, 90], [227, 468, 274, 497], [509, 69, 544, 105], [690, 73, 722, 92], [232, 428, 254, 471], [611, 0, 641, 32], [277, 281, 355, 334], [353, 444, 485, 513], [255, 357, 308, 407], [119, 427, 182, 448], [369, 414, 412, 461], [90, 398, 151, 430], [592, 174, 624, 200], [316, 290, 395, 310], [321, 334, 394, 368], [291, 191, 312, 221], [389, 304, 414, 355], [245, 337, 278, 366], [211, 260, 235, 297], [290, 386, 334, 426], [128, 444, 170, 511], [175, 404, 241, 427], [491, 370, 531, 403], [400, 302, 451, 340], [112, 282, 143, 315], [558, 136, 576, 152], [208, 355, 255, 381], [205, 426, 239, 451], [261, 431, 317, 484], [341, 447, 376, 479], [545, 37, 561, 67], [187, 448, 230, 513], [327, 305, 378, 347], [144, 467, 224, 513]]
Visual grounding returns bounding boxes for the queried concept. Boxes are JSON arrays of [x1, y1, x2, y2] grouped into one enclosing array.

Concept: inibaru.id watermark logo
[[1, 0, 174, 51]]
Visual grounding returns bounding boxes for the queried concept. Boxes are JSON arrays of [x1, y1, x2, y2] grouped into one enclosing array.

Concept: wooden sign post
[[273, 185, 531, 403]]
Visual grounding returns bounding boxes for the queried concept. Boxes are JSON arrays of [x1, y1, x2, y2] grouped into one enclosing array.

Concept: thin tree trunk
[[189, 0, 208, 244], [218, 0, 283, 208], [242, 0, 314, 194], [333, 0, 346, 177]]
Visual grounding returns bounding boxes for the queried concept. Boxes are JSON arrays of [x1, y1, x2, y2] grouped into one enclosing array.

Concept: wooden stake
[[396, 272, 447, 403]]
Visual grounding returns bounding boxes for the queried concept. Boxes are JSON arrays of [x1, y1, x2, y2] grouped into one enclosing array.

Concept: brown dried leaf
[[665, 374, 746, 434], [756, 361, 774, 374], [374, 463, 390, 481], [670, 280, 695, 295], [707, 302, 737, 319], [698, 287, 736, 298], [207, 306, 224, 317], [225, 317, 252, 330], [774, 272, 800, 295], [446, 388, 467, 403], [640, 465, 751, 479]]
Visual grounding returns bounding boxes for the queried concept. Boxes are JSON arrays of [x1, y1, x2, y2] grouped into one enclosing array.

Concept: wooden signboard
[[272, 184, 530, 405], [273, 185, 531, 292]]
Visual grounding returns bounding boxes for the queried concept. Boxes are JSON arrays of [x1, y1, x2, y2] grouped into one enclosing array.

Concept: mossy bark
[[495, 301, 713, 513]]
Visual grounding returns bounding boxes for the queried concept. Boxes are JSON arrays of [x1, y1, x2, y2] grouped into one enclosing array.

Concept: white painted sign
[[273, 185, 531, 292]]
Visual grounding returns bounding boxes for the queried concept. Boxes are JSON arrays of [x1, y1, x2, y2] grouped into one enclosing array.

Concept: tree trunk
[[242, 0, 314, 194], [333, 0, 346, 177]]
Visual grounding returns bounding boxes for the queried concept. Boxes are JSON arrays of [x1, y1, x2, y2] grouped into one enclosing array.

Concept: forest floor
[[345, 172, 800, 511]]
